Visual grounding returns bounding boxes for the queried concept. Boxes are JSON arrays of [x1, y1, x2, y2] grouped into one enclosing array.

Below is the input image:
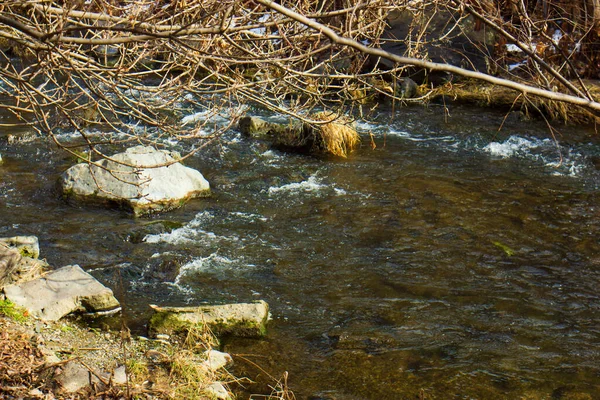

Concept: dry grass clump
[[265, 372, 296, 400], [271, 111, 360, 157], [311, 111, 360, 158], [0, 325, 48, 398], [169, 325, 233, 399], [127, 323, 237, 399]]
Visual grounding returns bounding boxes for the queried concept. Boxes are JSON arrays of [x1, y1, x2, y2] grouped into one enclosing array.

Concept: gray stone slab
[[149, 300, 269, 338], [3, 265, 120, 321]]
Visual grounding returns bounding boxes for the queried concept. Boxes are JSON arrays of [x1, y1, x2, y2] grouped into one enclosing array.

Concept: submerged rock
[[149, 300, 269, 338], [126, 219, 185, 244], [3, 264, 120, 321], [60, 145, 210, 216]]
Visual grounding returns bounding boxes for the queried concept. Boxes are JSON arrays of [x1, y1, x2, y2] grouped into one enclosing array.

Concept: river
[[1, 102, 599, 399]]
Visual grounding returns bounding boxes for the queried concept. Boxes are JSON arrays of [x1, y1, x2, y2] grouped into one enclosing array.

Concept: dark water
[[1, 104, 599, 399]]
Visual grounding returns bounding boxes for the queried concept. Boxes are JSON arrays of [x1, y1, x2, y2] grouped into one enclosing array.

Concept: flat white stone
[[3, 265, 120, 321]]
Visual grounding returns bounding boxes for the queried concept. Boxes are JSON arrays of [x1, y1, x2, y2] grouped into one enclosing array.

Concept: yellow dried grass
[[311, 111, 360, 158]]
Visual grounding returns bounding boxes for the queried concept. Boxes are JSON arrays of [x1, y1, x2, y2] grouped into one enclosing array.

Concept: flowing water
[[1, 103, 599, 399]]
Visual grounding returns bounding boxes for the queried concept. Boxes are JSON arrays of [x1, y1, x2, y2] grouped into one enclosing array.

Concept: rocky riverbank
[[0, 314, 236, 399], [0, 235, 274, 399]]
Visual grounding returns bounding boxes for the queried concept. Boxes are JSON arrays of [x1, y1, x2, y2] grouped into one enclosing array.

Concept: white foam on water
[[248, 13, 270, 35], [546, 148, 586, 177], [483, 136, 540, 158], [506, 43, 523, 52], [230, 211, 268, 222], [355, 120, 384, 132], [143, 227, 216, 245], [174, 253, 237, 285], [508, 60, 527, 71], [482, 135, 586, 177], [143, 210, 262, 245], [357, 120, 440, 142], [181, 110, 213, 126], [181, 105, 248, 127], [387, 127, 413, 138], [143, 211, 215, 245], [268, 175, 325, 194], [267, 173, 351, 198], [404, 134, 457, 143], [262, 150, 279, 158], [552, 29, 563, 45]]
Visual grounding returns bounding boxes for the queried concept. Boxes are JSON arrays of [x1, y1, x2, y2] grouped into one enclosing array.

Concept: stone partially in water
[[3, 265, 120, 321], [144, 255, 183, 282], [60, 146, 210, 216], [238, 116, 278, 138], [0, 240, 47, 289], [0, 236, 40, 259], [149, 300, 269, 338], [239, 114, 359, 157]]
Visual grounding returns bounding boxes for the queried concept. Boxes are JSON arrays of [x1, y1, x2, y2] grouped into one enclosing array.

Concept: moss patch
[[0, 299, 28, 322]]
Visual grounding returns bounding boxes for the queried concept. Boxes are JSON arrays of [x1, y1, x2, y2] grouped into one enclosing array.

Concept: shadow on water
[[1, 104, 599, 399]]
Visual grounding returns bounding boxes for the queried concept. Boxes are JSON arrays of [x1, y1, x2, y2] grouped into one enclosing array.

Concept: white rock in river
[[60, 146, 210, 216]]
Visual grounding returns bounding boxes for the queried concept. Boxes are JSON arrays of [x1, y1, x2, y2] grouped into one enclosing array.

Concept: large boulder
[[149, 300, 269, 338], [60, 146, 210, 216], [3, 264, 120, 321]]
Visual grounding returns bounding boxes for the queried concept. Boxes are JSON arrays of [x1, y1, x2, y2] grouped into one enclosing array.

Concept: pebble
[[28, 388, 45, 398], [112, 365, 127, 385], [203, 349, 232, 371], [205, 382, 231, 400]]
